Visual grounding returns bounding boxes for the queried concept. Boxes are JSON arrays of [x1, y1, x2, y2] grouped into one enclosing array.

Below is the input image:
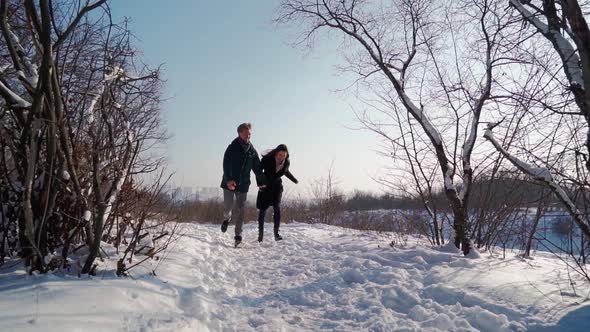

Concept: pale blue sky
[[110, 0, 384, 196]]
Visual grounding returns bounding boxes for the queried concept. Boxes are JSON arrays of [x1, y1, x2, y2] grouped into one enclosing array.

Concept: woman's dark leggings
[[258, 205, 281, 235]]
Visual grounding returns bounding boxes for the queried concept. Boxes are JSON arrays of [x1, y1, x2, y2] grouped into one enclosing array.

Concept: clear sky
[[109, 0, 386, 197]]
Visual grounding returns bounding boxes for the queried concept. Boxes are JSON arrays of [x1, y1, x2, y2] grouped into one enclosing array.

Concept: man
[[220, 122, 264, 247]]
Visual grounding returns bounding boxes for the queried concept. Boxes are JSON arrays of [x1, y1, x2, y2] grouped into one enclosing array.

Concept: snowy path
[[1, 222, 589, 331]]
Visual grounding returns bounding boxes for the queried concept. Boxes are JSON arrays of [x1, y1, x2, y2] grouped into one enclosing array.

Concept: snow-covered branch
[[509, 0, 584, 88], [0, 12, 39, 88], [398, 91, 443, 145], [459, 7, 495, 200], [484, 124, 590, 239], [86, 65, 127, 123], [0, 80, 31, 108]]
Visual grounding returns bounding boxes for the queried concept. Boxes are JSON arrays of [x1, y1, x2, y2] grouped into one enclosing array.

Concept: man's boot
[[221, 219, 229, 233]]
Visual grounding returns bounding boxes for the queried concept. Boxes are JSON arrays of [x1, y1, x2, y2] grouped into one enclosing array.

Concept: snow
[[85, 65, 125, 124], [23, 62, 39, 88], [17, 65, 39, 88], [100, 171, 129, 228], [1, 222, 589, 331], [399, 90, 444, 145], [444, 168, 455, 192], [105, 66, 125, 81], [5, 22, 38, 87], [126, 129, 135, 142], [0, 80, 31, 108], [463, 116, 480, 167], [86, 95, 100, 121], [6, 23, 24, 52], [83, 210, 91, 222]]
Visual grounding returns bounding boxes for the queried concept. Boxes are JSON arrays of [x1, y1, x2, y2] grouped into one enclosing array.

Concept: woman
[[256, 144, 298, 242]]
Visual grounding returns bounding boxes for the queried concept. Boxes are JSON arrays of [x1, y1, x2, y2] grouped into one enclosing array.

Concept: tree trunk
[[524, 191, 548, 257], [81, 203, 106, 274], [447, 191, 471, 255]]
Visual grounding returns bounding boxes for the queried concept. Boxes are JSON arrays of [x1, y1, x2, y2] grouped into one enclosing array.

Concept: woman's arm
[[285, 169, 298, 184], [253, 150, 265, 186]]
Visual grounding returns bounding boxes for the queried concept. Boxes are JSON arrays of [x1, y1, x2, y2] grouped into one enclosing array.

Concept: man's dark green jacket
[[220, 137, 263, 193]]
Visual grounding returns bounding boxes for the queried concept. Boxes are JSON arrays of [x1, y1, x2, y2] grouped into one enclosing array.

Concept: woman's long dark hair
[[265, 144, 289, 160]]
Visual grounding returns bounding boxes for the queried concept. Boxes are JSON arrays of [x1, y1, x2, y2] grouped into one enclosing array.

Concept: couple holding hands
[[220, 123, 298, 247]]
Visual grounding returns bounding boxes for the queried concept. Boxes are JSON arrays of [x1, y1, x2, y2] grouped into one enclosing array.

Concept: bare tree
[[0, 0, 170, 274], [509, 0, 590, 168], [278, 0, 514, 254], [309, 162, 344, 224], [482, 1, 590, 240], [485, 124, 590, 238], [357, 101, 444, 245]]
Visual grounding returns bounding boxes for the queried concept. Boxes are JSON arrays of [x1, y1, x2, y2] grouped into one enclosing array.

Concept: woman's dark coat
[[256, 153, 297, 210]]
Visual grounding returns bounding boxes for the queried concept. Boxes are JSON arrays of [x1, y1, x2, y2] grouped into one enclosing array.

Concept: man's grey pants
[[223, 189, 248, 237]]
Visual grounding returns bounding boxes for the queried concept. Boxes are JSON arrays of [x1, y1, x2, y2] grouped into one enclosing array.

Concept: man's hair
[[237, 122, 252, 133]]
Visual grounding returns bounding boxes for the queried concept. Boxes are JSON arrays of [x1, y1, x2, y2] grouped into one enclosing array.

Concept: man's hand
[[258, 184, 266, 189], [227, 180, 237, 190]]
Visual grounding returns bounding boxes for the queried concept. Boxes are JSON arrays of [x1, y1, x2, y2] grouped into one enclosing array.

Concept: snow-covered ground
[[1, 222, 589, 331]]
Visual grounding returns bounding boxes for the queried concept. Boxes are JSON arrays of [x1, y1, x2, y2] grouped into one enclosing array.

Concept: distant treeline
[[344, 176, 586, 212], [165, 175, 588, 215]]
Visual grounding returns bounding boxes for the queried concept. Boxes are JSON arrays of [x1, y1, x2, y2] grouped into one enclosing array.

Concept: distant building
[[196, 187, 222, 201], [181, 186, 194, 200], [166, 186, 222, 201]]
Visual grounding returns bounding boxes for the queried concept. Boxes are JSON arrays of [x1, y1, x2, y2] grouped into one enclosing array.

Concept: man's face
[[239, 128, 251, 143]]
